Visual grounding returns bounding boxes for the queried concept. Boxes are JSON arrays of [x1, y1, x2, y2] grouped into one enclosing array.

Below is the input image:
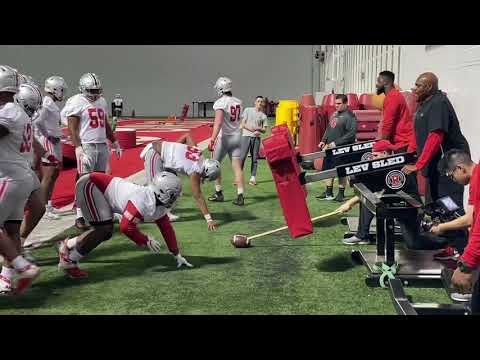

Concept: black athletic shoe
[[75, 217, 89, 231], [316, 191, 334, 200], [232, 194, 245, 206], [334, 192, 345, 202], [208, 191, 224, 202]]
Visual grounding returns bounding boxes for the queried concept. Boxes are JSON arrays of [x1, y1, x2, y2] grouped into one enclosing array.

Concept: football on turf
[[231, 234, 251, 248]]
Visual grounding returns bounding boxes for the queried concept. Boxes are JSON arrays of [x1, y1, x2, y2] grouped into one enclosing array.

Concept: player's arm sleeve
[[380, 98, 398, 141], [336, 115, 357, 145], [119, 201, 149, 246], [460, 204, 480, 268], [415, 130, 444, 170], [155, 215, 179, 255]]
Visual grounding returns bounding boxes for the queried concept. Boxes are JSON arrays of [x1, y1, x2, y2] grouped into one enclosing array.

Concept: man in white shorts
[[140, 133, 220, 230], [207, 76, 245, 206], [57, 171, 192, 279], [0, 66, 42, 295], [62, 73, 122, 230]]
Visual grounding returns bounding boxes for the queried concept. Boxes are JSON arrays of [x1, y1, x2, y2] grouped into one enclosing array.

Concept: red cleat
[[13, 264, 40, 295], [58, 239, 88, 279]]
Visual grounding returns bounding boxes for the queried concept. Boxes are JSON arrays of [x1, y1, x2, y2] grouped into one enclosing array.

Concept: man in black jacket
[[317, 94, 357, 202]]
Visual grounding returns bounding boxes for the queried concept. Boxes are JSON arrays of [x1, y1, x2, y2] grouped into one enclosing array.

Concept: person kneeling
[[58, 171, 192, 279], [337, 140, 447, 251]]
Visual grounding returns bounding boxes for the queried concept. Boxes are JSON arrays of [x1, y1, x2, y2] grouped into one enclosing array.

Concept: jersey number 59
[[229, 105, 241, 122], [88, 108, 106, 128]]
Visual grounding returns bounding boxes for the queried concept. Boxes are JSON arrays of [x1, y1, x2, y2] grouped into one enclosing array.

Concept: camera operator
[[338, 140, 447, 250], [438, 149, 480, 311]]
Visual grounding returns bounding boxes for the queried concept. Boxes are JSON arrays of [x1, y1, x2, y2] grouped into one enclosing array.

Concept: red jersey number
[[88, 108, 106, 128], [229, 105, 241, 122], [20, 123, 32, 153], [185, 146, 201, 161]]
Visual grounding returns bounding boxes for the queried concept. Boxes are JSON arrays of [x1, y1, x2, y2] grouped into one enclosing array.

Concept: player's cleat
[[75, 217, 89, 231], [167, 212, 180, 222], [0, 275, 13, 296], [249, 177, 257, 186], [58, 240, 88, 279], [13, 264, 40, 295], [208, 191, 224, 202], [232, 194, 245, 206], [450, 292, 472, 302], [45, 210, 61, 220]]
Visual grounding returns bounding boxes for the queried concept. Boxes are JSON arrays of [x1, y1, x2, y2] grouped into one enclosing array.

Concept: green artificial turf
[[0, 123, 453, 314]]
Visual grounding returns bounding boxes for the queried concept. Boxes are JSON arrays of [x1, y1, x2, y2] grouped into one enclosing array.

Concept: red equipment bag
[[263, 125, 313, 238]]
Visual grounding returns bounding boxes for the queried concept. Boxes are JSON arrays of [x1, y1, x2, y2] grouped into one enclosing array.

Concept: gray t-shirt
[[241, 107, 268, 137]]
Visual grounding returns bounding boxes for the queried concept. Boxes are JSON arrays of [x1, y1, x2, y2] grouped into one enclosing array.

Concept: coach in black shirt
[[402, 72, 469, 206]]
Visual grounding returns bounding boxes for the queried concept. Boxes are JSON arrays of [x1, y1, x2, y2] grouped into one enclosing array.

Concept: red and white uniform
[[75, 173, 178, 253], [61, 94, 110, 174], [141, 141, 203, 183], [0, 102, 40, 226], [61, 94, 108, 144], [34, 96, 62, 165], [212, 95, 244, 161]]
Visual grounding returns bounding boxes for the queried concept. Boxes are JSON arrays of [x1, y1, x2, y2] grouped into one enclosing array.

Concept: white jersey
[[161, 142, 204, 176], [104, 177, 167, 222], [213, 95, 243, 136], [0, 102, 36, 180], [34, 96, 61, 138], [61, 94, 108, 144]]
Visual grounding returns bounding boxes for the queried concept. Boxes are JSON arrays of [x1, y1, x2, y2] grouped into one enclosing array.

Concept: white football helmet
[[202, 159, 221, 181], [115, 93, 121, 98], [45, 76, 68, 101], [214, 77, 232, 96], [18, 73, 36, 86], [0, 65, 19, 93], [149, 171, 183, 208], [15, 83, 43, 117], [78, 73, 103, 102]]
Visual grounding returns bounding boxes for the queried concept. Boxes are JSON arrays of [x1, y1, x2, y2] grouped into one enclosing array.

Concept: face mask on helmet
[[83, 88, 102, 102], [202, 159, 221, 181], [149, 171, 182, 208], [15, 84, 42, 117]]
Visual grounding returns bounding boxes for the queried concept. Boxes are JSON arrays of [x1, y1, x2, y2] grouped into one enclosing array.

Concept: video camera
[[421, 195, 462, 232]]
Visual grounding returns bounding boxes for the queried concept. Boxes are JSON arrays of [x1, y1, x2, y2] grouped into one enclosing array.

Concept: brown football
[[231, 234, 251, 248]]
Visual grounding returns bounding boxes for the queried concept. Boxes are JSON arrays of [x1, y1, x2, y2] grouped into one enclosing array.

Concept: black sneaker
[[316, 191, 334, 200], [208, 191, 224, 202], [232, 194, 245, 206], [334, 192, 345, 202], [75, 217, 89, 231]]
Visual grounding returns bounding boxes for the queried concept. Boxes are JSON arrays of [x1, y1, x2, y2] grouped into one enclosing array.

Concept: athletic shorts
[[213, 133, 243, 162], [143, 147, 164, 184], [0, 174, 38, 227], [75, 174, 113, 225], [36, 134, 62, 166], [78, 143, 110, 175]]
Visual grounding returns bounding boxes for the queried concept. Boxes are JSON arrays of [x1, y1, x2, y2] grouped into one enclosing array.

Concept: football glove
[[146, 236, 162, 253], [174, 253, 193, 268]]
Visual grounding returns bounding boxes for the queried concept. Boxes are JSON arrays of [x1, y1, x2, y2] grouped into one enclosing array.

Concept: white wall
[[0, 45, 313, 116], [399, 45, 480, 161]]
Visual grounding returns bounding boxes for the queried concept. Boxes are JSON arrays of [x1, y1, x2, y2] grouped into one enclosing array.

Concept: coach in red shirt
[[438, 149, 480, 313], [376, 70, 414, 151]]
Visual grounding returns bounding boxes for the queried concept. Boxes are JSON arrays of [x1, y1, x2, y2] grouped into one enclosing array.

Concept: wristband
[[204, 214, 213, 222]]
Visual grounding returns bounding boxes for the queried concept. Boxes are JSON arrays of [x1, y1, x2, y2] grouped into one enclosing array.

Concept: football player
[[208, 77, 245, 206], [57, 171, 192, 279], [140, 133, 220, 230], [34, 76, 68, 220], [61, 73, 122, 231], [0, 67, 42, 295]]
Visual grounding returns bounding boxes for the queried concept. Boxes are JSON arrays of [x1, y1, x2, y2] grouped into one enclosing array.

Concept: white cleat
[[167, 212, 180, 222], [0, 275, 13, 296], [45, 210, 61, 220]]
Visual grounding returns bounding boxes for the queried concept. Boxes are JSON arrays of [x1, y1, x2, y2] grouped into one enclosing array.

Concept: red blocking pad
[[263, 125, 313, 238]]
